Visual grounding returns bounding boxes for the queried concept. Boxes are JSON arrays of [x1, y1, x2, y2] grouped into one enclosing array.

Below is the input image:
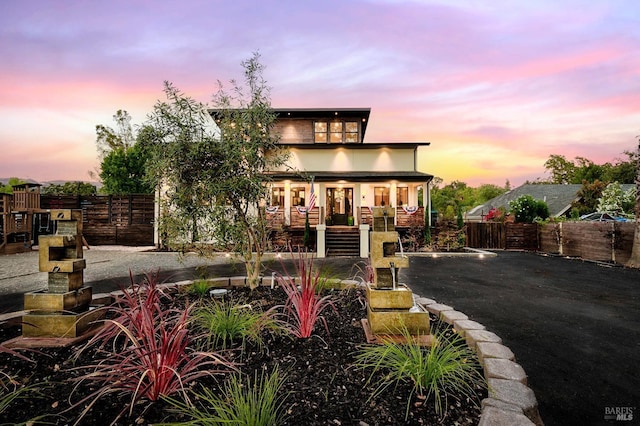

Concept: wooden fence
[[539, 221, 635, 265], [466, 221, 637, 265], [40, 195, 155, 246], [465, 222, 539, 251]]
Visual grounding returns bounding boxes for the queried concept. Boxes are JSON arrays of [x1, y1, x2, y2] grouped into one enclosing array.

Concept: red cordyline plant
[[276, 250, 336, 338], [69, 271, 234, 425], [75, 270, 166, 355]]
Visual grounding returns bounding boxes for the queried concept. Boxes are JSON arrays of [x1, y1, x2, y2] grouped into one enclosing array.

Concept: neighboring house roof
[[467, 183, 636, 220], [467, 184, 583, 219]]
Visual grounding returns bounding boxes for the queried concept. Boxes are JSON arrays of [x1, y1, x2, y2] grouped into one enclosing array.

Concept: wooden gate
[[466, 222, 539, 251]]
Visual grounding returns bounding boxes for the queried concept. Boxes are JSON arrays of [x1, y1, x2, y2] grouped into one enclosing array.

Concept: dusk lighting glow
[[1, 1, 638, 186]]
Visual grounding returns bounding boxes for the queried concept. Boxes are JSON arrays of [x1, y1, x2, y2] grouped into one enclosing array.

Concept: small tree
[[509, 195, 549, 223], [303, 211, 312, 249], [100, 143, 153, 195], [596, 182, 636, 216], [147, 53, 288, 288]]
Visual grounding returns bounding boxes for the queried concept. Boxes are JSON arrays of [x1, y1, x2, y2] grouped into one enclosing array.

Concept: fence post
[[611, 222, 616, 264]]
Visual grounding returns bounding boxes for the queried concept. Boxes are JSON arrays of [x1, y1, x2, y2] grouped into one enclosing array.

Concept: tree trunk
[[245, 255, 262, 290], [626, 137, 640, 268]]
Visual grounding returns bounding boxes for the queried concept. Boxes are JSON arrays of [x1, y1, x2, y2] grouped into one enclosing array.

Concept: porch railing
[[265, 206, 322, 229], [290, 206, 321, 227], [358, 206, 424, 227]]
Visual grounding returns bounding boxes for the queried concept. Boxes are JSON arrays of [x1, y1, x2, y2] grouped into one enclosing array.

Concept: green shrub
[[509, 195, 550, 223], [354, 326, 486, 418], [186, 279, 211, 297]]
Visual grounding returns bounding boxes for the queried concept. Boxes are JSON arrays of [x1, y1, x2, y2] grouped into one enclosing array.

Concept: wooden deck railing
[[12, 191, 40, 210], [358, 206, 424, 227], [290, 206, 321, 227]]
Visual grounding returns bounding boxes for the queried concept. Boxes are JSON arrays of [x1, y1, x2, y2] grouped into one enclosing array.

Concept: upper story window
[[314, 120, 359, 143]]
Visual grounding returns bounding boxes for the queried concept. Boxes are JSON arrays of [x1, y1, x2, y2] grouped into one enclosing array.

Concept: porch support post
[[284, 182, 291, 226], [316, 224, 326, 258], [359, 224, 370, 258]]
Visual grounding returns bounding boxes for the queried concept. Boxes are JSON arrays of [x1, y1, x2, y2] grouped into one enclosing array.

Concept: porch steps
[[326, 227, 360, 257]]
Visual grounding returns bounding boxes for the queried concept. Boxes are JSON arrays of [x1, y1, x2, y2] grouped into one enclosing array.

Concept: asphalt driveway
[[1, 248, 639, 425], [402, 251, 640, 426]]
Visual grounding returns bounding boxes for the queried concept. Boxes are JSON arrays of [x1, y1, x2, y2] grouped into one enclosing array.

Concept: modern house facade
[[262, 108, 433, 257]]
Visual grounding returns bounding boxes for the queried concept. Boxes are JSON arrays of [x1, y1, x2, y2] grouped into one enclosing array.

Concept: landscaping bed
[[1, 282, 485, 425]]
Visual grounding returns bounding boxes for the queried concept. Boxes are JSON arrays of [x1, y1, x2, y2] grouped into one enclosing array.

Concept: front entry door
[[326, 187, 353, 225]]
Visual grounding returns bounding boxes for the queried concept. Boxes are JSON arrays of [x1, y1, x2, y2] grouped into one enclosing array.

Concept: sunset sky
[[1, 0, 639, 188]]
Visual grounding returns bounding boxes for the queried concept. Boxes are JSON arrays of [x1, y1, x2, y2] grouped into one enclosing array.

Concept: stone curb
[[414, 295, 544, 426]]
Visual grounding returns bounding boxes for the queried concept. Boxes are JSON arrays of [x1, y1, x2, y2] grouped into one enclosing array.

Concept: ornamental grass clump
[[69, 272, 234, 424], [185, 279, 212, 297], [165, 367, 288, 426], [192, 300, 284, 352], [276, 251, 336, 338], [354, 326, 486, 418]]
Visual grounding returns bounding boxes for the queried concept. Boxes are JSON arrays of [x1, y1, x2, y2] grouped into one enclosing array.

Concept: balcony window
[[314, 122, 327, 142]]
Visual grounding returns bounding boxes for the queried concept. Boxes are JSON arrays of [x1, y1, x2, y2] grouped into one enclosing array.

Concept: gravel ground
[[0, 246, 229, 295]]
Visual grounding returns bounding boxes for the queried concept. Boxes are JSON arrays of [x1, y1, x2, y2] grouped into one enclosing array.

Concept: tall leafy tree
[[95, 110, 152, 194], [544, 154, 577, 184], [543, 153, 636, 185], [146, 53, 288, 289], [95, 109, 135, 159], [145, 82, 219, 246]]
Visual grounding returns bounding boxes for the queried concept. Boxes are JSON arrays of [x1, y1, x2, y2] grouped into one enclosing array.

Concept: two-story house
[[263, 108, 433, 257]]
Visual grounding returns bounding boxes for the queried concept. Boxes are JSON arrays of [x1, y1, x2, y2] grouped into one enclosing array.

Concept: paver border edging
[[414, 295, 544, 426]]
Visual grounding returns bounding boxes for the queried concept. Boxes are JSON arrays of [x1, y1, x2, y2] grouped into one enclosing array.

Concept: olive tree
[[146, 53, 288, 288]]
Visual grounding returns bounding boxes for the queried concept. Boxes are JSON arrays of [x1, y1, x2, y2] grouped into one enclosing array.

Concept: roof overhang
[[278, 142, 430, 149], [265, 171, 433, 183]]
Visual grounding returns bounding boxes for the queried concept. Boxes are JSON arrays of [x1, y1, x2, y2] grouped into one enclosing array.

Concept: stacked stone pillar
[[366, 207, 430, 336], [22, 209, 96, 338]]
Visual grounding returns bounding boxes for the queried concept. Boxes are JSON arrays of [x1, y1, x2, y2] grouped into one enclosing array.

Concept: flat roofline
[[278, 142, 430, 148], [265, 171, 433, 183]]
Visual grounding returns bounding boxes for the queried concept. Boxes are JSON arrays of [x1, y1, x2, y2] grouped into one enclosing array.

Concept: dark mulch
[[0, 286, 485, 425]]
